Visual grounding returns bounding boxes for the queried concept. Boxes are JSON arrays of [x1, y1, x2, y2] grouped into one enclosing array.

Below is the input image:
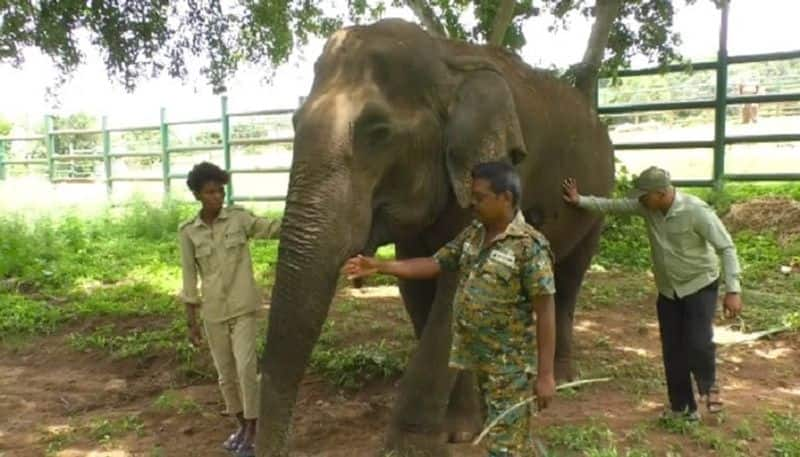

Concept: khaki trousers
[[204, 312, 259, 419]]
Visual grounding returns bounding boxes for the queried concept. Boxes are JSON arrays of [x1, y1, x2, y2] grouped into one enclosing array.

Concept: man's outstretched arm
[[562, 177, 642, 215], [343, 255, 441, 280]]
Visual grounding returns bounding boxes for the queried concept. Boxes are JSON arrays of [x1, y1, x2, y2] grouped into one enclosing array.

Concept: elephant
[[256, 18, 614, 456]]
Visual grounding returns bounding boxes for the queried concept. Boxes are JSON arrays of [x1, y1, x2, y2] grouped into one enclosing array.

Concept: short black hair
[[186, 161, 229, 194], [471, 161, 521, 207]]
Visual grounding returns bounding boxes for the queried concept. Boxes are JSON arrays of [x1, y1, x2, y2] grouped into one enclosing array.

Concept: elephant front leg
[[393, 278, 483, 446], [443, 370, 484, 443], [383, 273, 460, 457]]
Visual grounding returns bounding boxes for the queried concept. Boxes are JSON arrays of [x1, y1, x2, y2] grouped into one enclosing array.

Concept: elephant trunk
[[255, 164, 367, 457]]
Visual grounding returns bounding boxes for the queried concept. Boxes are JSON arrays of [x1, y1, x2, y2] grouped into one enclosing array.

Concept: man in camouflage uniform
[[344, 161, 556, 456], [179, 162, 281, 457]]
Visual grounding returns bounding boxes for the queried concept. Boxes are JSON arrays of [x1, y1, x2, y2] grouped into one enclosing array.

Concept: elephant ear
[[444, 67, 527, 208]]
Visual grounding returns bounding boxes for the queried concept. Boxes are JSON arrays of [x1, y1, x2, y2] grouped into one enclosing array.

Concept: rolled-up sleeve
[[577, 195, 643, 215], [179, 229, 201, 305], [695, 208, 742, 294]]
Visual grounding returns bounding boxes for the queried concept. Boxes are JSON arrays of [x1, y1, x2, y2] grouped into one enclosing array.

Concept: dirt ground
[[1, 278, 798, 457], [723, 197, 800, 244]]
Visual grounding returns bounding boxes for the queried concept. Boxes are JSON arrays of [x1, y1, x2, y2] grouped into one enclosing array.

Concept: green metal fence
[[1, 1, 798, 195], [597, 1, 800, 189], [0, 96, 296, 204]]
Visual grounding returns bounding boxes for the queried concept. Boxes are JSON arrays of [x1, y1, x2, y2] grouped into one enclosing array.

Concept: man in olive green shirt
[[562, 166, 743, 419], [179, 162, 280, 456]]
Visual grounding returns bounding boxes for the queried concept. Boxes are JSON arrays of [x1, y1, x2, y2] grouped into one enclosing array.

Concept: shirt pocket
[[477, 258, 519, 302], [223, 229, 248, 262], [666, 225, 700, 251]]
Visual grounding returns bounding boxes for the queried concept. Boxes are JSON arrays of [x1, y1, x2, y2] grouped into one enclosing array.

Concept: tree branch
[[488, 0, 516, 46], [402, 0, 447, 38], [574, 0, 622, 103]]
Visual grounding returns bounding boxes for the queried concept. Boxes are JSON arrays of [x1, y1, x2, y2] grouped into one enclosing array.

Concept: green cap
[[627, 166, 672, 199]]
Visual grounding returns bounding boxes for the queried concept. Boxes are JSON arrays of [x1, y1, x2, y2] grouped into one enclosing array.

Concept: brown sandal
[[704, 386, 723, 414]]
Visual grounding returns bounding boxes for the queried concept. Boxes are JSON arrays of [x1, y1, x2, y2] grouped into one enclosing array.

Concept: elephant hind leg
[[554, 217, 603, 382]]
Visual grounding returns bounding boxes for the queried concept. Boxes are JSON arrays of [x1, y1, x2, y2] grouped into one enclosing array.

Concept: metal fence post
[[102, 115, 112, 199], [712, 1, 730, 190], [221, 95, 233, 206], [45, 115, 55, 182], [0, 140, 6, 180], [160, 108, 170, 201]]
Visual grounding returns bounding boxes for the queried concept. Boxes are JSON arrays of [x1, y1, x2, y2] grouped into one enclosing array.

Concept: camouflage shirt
[[434, 211, 556, 374]]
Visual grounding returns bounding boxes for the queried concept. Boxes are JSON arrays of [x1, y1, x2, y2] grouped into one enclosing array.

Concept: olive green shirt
[[578, 191, 742, 298], [179, 206, 281, 323]]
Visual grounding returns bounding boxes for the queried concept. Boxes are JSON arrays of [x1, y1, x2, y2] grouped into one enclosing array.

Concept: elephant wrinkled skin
[[256, 19, 614, 457]]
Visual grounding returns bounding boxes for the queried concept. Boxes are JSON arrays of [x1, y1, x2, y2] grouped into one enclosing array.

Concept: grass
[[152, 391, 203, 414], [0, 196, 413, 389], [767, 412, 800, 457], [42, 414, 146, 455], [540, 421, 655, 456], [3, 185, 800, 456]]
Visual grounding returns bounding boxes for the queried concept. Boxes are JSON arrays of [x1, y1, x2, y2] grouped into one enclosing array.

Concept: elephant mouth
[[360, 206, 394, 257]]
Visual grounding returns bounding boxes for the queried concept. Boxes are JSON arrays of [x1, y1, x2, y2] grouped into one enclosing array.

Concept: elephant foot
[[554, 358, 576, 383], [383, 427, 451, 457], [443, 413, 481, 444], [447, 431, 477, 444]]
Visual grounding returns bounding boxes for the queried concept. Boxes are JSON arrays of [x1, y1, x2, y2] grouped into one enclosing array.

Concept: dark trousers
[[656, 281, 718, 412]]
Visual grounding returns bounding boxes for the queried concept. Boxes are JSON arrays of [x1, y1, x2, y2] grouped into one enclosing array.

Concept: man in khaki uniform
[[562, 166, 743, 421], [179, 162, 280, 457]]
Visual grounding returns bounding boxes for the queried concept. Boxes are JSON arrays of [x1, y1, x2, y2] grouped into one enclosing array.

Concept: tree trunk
[[403, 0, 447, 38], [488, 0, 516, 46], [574, 0, 622, 103]]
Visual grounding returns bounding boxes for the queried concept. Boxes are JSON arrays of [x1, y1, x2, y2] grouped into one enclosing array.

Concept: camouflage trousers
[[476, 368, 534, 457]]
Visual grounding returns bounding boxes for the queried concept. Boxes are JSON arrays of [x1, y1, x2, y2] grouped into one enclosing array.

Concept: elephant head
[[257, 19, 531, 455]]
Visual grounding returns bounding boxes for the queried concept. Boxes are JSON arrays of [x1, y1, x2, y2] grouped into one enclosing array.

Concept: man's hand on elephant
[[562, 178, 580, 205], [723, 293, 743, 319], [343, 255, 381, 280], [535, 374, 556, 410]]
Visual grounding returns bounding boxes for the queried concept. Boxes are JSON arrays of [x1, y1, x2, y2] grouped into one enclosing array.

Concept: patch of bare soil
[[723, 197, 800, 244], [1, 286, 798, 457], [540, 285, 800, 456]]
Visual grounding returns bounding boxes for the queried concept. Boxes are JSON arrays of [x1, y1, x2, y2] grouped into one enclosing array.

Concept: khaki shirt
[[433, 211, 556, 373], [578, 191, 742, 298], [179, 206, 281, 323]]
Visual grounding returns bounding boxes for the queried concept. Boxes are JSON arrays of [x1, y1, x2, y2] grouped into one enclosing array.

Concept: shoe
[[235, 442, 255, 457], [659, 409, 700, 422], [223, 431, 243, 451]]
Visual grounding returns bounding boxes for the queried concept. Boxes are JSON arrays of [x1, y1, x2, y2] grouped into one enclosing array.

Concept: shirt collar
[[665, 191, 686, 218], [193, 207, 230, 227], [479, 210, 529, 243]]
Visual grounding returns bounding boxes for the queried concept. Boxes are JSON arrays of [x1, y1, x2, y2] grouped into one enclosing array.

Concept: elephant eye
[[365, 123, 392, 145], [355, 107, 393, 148]]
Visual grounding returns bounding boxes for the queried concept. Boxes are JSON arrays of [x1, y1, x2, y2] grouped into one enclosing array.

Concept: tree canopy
[[0, 0, 723, 98]]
